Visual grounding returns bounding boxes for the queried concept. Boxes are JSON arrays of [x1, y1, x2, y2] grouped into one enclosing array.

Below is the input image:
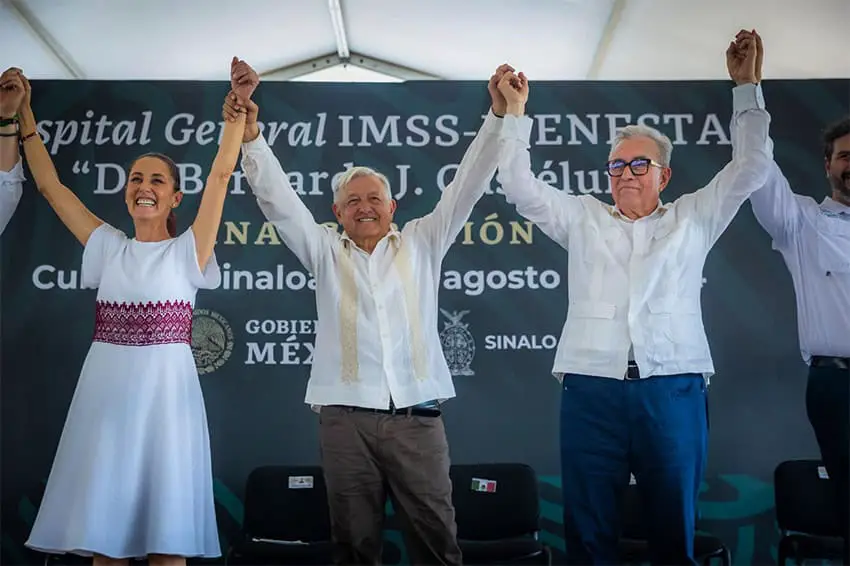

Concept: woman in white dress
[[14, 59, 256, 566]]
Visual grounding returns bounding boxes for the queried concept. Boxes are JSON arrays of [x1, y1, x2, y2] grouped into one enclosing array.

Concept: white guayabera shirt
[[496, 83, 771, 382], [240, 111, 502, 409]]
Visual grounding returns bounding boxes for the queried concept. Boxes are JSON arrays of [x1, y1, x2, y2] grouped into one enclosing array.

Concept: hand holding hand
[[222, 90, 258, 123], [0, 68, 26, 118], [726, 29, 760, 85], [497, 71, 529, 115], [735, 29, 763, 83], [230, 57, 259, 103], [488, 63, 515, 116]]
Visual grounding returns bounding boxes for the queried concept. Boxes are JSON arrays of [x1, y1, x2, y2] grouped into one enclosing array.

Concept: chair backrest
[[620, 476, 705, 541], [449, 463, 540, 540], [242, 465, 332, 542], [774, 459, 842, 537]]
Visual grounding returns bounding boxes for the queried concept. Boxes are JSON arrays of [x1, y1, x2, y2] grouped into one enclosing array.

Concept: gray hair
[[609, 124, 673, 167], [333, 166, 392, 204]]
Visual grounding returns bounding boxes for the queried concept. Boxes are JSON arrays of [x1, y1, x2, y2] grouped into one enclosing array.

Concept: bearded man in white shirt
[[0, 67, 26, 236], [494, 37, 770, 565], [222, 62, 513, 565], [738, 30, 849, 566]]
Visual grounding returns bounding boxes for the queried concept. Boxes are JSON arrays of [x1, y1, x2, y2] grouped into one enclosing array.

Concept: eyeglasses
[[605, 157, 665, 177]]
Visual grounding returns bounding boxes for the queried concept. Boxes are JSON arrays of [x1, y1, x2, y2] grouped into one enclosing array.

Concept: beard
[[829, 171, 850, 203]]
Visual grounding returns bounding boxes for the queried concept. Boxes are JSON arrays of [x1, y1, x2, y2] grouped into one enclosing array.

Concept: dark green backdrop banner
[[1, 79, 848, 564]]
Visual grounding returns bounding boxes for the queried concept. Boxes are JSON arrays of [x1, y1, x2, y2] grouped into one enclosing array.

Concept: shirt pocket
[[566, 300, 618, 349], [816, 215, 850, 277], [648, 215, 696, 262], [646, 297, 704, 357]]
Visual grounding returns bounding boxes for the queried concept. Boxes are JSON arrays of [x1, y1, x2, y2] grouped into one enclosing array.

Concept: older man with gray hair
[[225, 62, 514, 566], [493, 38, 770, 565]]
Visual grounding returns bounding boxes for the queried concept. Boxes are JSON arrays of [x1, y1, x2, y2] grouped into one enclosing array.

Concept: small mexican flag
[[471, 477, 497, 492]]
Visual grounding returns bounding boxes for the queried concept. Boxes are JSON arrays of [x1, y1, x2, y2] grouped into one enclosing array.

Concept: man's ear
[[658, 168, 672, 193]]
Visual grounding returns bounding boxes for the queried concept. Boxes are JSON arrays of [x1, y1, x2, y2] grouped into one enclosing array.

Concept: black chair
[[618, 479, 731, 566], [774, 459, 845, 565], [225, 465, 333, 565], [449, 463, 552, 565]]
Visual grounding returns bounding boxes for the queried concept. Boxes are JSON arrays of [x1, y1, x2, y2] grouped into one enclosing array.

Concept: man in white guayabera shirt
[[738, 30, 849, 566], [221, 62, 513, 565], [494, 36, 770, 565], [0, 68, 26, 236]]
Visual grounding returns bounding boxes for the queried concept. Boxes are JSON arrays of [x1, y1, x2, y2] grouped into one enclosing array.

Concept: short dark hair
[[823, 116, 850, 161], [129, 152, 182, 237]]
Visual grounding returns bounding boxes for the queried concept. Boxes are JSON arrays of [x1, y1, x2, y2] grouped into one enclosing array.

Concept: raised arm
[[0, 68, 24, 235], [17, 74, 103, 245], [191, 57, 251, 270], [412, 64, 514, 256], [495, 71, 580, 250], [739, 31, 803, 249], [225, 80, 328, 274], [679, 33, 771, 248], [747, 153, 803, 249]]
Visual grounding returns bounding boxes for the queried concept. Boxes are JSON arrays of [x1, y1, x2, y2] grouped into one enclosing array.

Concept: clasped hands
[[0, 67, 31, 122], [490, 28, 764, 119], [3, 30, 764, 136]]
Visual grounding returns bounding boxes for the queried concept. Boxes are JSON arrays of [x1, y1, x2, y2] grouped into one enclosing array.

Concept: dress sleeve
[[80, 223, 128, 289], [177, 227, 222, 290]]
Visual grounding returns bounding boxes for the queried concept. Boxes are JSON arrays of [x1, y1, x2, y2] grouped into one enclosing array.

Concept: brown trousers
[[318, 405, 462, 565]]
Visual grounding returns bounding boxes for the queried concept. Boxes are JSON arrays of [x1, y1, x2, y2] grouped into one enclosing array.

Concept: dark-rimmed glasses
[[605, 157, 665, 177]]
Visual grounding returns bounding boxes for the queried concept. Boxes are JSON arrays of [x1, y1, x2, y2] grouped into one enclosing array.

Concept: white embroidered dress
[[26, 224, 222, 559]]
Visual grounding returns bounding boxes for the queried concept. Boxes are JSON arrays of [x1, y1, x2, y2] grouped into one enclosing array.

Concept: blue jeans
[[559, 373, 708, 565]]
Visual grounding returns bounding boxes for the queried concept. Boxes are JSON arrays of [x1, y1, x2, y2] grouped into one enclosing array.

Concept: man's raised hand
[[230, 57, 259, 103], [497, 71, 529, 116], [726, 29, 760, 85], [0, 68, 26, 118], [488, 63, 515, 117]]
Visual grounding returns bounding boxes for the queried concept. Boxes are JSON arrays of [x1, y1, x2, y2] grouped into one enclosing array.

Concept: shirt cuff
[[241, 131, 269, 154], [732, 83, 765, 111], [0, 158, 25, 186], [499, 114, 533, 146], [480, 108, 502, 133]]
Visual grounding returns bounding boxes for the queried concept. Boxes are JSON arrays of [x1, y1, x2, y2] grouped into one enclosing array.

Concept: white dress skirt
[[26, 224, 222, 559]]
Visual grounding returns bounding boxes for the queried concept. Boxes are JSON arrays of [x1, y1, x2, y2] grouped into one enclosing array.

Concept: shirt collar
[[340, 225, 402, 249], [821, 197, 850, 215], [610, 199, 670, 221]]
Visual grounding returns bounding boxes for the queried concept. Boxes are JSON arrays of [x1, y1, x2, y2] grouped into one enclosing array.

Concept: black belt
[[625, 362, 640, 380], [334, 405, 442, 418], [811, 356, 850, 371]]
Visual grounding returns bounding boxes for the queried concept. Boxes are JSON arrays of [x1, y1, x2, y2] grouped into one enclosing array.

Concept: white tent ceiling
[[1, 0, 849, 83]]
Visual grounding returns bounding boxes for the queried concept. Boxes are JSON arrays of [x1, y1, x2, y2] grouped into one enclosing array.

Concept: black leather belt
[[334, 405, 442, 417], [811, 356, 850, 371], [625, 362, 640, 380]]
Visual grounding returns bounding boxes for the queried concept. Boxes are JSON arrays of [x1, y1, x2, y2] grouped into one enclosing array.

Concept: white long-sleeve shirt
[[497, 83, 772, 381], [749, 160, 850, 363], [241, 110, 502, 409], [0, 158, 24, 236]]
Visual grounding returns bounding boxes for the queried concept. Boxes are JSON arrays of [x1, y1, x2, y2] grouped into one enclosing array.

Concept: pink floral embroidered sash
[[93, 300, 193, 346]]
